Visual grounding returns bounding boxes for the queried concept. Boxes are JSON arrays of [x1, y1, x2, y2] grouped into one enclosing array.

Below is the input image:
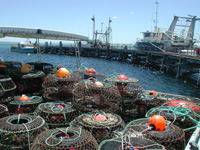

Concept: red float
[[118, 74, 128, 80], [148, 115, 166, 131], [165, 99, 200, 112]]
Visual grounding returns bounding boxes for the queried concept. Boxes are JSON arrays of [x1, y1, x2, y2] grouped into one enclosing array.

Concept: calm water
[[0, 43, 200, 98]]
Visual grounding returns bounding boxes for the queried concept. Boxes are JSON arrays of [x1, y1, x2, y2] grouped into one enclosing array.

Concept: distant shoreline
[[0, 41, 18, 44]]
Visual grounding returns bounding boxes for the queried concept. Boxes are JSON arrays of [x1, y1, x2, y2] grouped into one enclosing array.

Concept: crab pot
[[34, 102, 79, 129], [0, 114, 47, 150], [72, 79, 121, 113], [42, 87, 73, 102], [104, 75, 143, 110], [125, 118, 185, 150], [135, 90, 165, 117], [0, 104, 9, 118], [70, 112, 126, 143], [42, 73, 81, 99], [73, 69, 107, 81], [0, 77, 16, 104], [98, 137, 166, 150], [27, 62, 54, 75], [11, 70, 45, 94], [31, 127, 98, 150], [7, 96, 43, 115]]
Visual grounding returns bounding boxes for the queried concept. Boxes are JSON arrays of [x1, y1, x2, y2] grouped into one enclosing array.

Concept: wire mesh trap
[[42, 73, 81, 100], [146, 105, 199, 144], [27, 62, 54, 75], [31, 127, 98, 150], [124, 118, 185, 150], [0, 114, 47, 150], [7, 95, 43, 115], [11, 69, 45, 94], [34, 102, 79, 129], [135, 90, 167, 117], [0, 104, 9, 119], [98, 136, 166, 150], [0, 61, 22, 76], [70, 111, 126, 143], [104, 74, 143, 111], [72, 78, 121, 113], [73, 67, 107, 81], [0, 77, 16, 104]]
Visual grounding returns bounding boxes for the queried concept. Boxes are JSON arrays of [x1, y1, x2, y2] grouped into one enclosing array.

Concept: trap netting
[[147, 98, 200, 143], [104, 74, 143, 110], [34, 102, 79, 129], [123, 118, 185, 150], [42, 73, 81, 100], [11, 69, 45, 94], [0, 61, 22, 76], [0, 104, 9, 119], [0, 114, 47, 150], [72, 78, 121, 113], [135, 90, 168, 117], [0, 77, 16, 104], [73, 66, 107, 81], [7, 95, 43, 115], [27, 62, 54, 75], [31, 127, 98, 150], [98, 136, 166, 150], [70, 111, 126, 143]]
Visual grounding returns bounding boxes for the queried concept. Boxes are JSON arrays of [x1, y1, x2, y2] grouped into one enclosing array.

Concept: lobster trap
[[124, 118, 185, 150], [0, 104, 9, 118], [104, 74, 143, 111], [7, 95, 43, 115], [0, 77, 16, 104], [72, 79, 121, 113], [27, 62, 54, 75], [0, 114, 47, 150], [98, 136, 166, 150], [11, 69, 45, 94], [34, 102, 79, 129], [73, 68, 107, 81], [70, 111, 126, 143], [31, 127, 98, 150], [135, 90, 168, 117], [42, 73, 81, 100]]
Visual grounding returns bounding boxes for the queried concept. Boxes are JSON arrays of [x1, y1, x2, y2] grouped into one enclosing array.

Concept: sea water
[[0, 43, 199, 98]]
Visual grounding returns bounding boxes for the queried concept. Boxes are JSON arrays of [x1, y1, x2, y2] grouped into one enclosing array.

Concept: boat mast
[[155, 0, 159, 30], [91, 16, 95, 43]]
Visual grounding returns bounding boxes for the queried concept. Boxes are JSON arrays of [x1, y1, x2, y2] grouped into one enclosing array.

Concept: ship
[[134, 2, 200, 52]]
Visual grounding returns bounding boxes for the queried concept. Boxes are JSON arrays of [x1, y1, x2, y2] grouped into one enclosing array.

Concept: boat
[[11, 41, 36, 53], [134, 1, 199, 52]]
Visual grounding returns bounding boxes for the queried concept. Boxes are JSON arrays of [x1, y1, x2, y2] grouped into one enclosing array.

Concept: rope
[[23, 123, 31, 150]]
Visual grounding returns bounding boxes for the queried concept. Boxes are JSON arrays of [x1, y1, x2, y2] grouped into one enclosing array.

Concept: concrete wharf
[[41, 44, 200, 85]]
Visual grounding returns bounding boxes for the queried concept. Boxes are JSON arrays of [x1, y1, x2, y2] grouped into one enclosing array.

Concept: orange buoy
[[19, 94, 30, 101], [118, 74, 128, 80], [165, 99, 200, 112], [86, 68, 96, 73], [148, 90, 157, 95], [21, 64, 32, 73], [148, 115, 166, 131], [0, 65, 6, 68], [57, 67, 70, 78], [94, 113, 107, 121], [94, 81, 104, 87]]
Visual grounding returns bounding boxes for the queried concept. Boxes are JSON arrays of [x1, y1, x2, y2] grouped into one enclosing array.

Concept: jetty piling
[[40, 44, 200, 84]]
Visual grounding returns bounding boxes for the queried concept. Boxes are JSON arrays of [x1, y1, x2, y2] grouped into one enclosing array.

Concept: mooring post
[[59, 41, 62, 55], [161, 54, 166, 70], [197, 69, 200, 85], [176, 58, 183, 78], [130, 51, 135, 63], [145, 52, 150, 65]]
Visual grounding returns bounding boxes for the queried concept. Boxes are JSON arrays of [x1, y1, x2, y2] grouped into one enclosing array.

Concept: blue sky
[[0, 0, 200, 44]]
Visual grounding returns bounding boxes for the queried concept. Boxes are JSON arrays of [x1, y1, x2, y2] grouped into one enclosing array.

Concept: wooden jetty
[[41, 43, 200, 85]]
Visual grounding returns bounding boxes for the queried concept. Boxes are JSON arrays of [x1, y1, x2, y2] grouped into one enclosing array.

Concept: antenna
[[155, 0, 159, 30]]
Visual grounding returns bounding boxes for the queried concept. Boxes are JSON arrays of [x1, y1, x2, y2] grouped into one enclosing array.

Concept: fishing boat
[[11, 41, 36, 53], [134, 1, 200, 52]]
